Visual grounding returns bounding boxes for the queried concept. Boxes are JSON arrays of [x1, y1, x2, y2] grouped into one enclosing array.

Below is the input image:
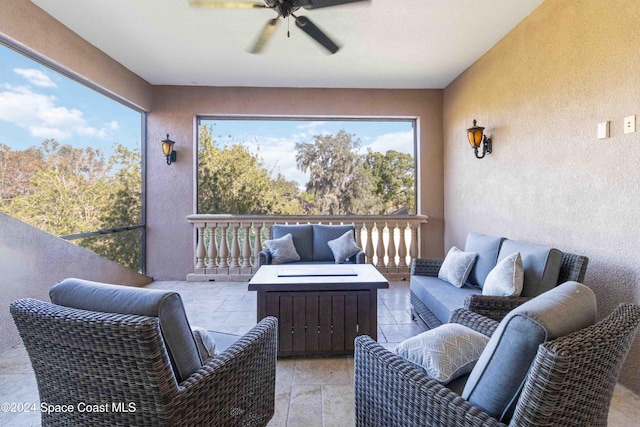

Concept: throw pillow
[[482, 252, 524, 297], [264, 233, 301, 264], [191, 326, 217, 363], [438, 246, 478, 288], [327, 230, 362, 263], [394, 323, 490, 384]]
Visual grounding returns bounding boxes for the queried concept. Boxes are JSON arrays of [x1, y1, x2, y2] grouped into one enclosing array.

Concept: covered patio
[[3, 0, 640, 425]]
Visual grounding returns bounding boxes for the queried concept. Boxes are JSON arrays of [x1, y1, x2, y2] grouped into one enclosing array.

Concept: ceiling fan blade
[[295, 16, 340, 54], [300, 0, 370, 10], [250, 18, 280, 54], [189, 0, 266, 8]]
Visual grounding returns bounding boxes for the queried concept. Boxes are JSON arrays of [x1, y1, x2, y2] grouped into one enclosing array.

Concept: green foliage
[[364, 149, 415, 214], [1, 140, 143, 271], [197, 126, 416, 216], [198, 124, 305, 214]]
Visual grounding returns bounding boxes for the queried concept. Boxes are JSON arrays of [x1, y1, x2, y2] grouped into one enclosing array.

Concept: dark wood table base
[[249, 265, 389, 357]]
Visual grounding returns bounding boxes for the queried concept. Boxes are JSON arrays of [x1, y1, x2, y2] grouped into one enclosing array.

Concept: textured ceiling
[[31, 0, 543, 89]]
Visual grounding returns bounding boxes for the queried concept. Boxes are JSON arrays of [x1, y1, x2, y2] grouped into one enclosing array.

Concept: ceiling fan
[[189, 0, 370, 54]]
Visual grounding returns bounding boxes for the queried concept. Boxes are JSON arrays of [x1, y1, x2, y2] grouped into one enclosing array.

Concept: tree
[[295, 129, 379, 214], [364, 149, 415, 214], [3, 140, 110, 235], [1, 140, 143, 271], [198, 125, 304, 214], [84, 143, 143, 271], [0, 143, 45, 201]]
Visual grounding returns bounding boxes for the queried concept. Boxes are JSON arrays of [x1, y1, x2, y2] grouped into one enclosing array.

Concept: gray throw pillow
[[264, 233, 300, 264], [191, 326, 217, 363], [438, 246, 478, 288], [327, 230, 362, 263], [394, 323, 490, 384], [482, 252, 524, 297]]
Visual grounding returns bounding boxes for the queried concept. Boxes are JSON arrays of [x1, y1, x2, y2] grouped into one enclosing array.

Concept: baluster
[[206, 224, 218, 268], [364, 222, 375, 264], [375, 222, 386, 268], [387, 222, 397, 268], [264, 223, 274, 240], [353, 221, 364, 248], [398, 222, 408, 267], [195, 223, 206, 269], [409, 223, 419, 263], [218, 223, 229, 268], [253, 222, 263, 267], [241, 222, 252, 268], [229, 224, 240, 268]]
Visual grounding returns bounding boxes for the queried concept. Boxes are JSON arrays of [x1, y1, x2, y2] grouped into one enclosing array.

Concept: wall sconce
[[161, 134, 177, 165], [466, 120, 492, 159]]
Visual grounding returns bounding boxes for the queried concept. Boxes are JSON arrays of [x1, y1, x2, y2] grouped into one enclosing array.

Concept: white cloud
[[296, 121, 327, 130], [0, 84, 109, 141], [109, 121, 119, 130], [363, 131, 414, 155], [230, 134, 309, 190], [14, 68, 57, 88]]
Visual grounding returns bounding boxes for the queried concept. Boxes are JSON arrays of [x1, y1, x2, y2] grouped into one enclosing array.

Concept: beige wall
[[0, 0, 153, 111], [147, 87, 444, 280], [443, 0, 640, 392]]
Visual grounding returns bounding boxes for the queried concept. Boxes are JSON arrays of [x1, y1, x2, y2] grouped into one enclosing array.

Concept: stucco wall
[[147, 87, 444, 280], [443, 0, 640, 392], [0, 213, 152, 353], [0, 0, 153, 111]]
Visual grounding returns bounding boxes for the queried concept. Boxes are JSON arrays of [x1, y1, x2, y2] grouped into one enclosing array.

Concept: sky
[[0, 43, 141, 156], [201, 118, 416, 189], [0, 42, 415, 190]]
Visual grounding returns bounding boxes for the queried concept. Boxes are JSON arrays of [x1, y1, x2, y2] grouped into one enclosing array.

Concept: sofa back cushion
[[497, 240, 563, 297], [273, 224, 314, 262], [50, 278, 201, 383], [464, 233, 505, 288], [312, 224, 356, 262], [461, 281, 597, 423]]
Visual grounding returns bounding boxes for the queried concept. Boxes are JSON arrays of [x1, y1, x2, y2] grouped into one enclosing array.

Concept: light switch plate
[[624, 115, 636, 134], [598, 121, 610, 139]]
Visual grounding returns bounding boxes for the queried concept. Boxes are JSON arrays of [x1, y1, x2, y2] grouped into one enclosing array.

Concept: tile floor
[[1, 280, 639, 426]]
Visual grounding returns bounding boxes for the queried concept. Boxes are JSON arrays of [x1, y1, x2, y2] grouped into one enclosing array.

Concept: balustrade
[[186, 214, 428, 281]]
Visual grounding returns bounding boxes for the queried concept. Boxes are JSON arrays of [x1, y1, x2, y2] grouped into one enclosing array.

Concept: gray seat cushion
[[312, 224, 356, 262], [410, 275, 481, 324], [462, 281, 597, 423], [497, 240, 563, 297], [209, 330, 240, 353], [464, 232, 505, 288], [272, 224, 313, 262], [49, 278, 201, 383]]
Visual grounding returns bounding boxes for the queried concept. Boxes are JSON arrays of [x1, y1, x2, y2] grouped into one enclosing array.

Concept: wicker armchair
[[411, 251, 589, 326], [355, 303, 640, 427], [10, 298, 278, 427]]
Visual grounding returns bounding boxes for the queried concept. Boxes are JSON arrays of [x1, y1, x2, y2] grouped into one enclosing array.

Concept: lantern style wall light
[[466, 120, 492, 159], [161, 134, 177, 165]]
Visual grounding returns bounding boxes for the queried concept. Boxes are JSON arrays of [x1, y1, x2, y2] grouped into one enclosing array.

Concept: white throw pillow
[[438, 246, 478, 288], [191, 326, 217, 363], [482, 252, 524, 296], [394, 323, 490, 384], [327, 230, 362, 263], [264, 233, 301, 264]]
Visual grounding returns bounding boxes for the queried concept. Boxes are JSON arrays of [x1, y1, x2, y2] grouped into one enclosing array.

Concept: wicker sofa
[[410, 232, 589, 329], [355, 282, 640, 427]]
